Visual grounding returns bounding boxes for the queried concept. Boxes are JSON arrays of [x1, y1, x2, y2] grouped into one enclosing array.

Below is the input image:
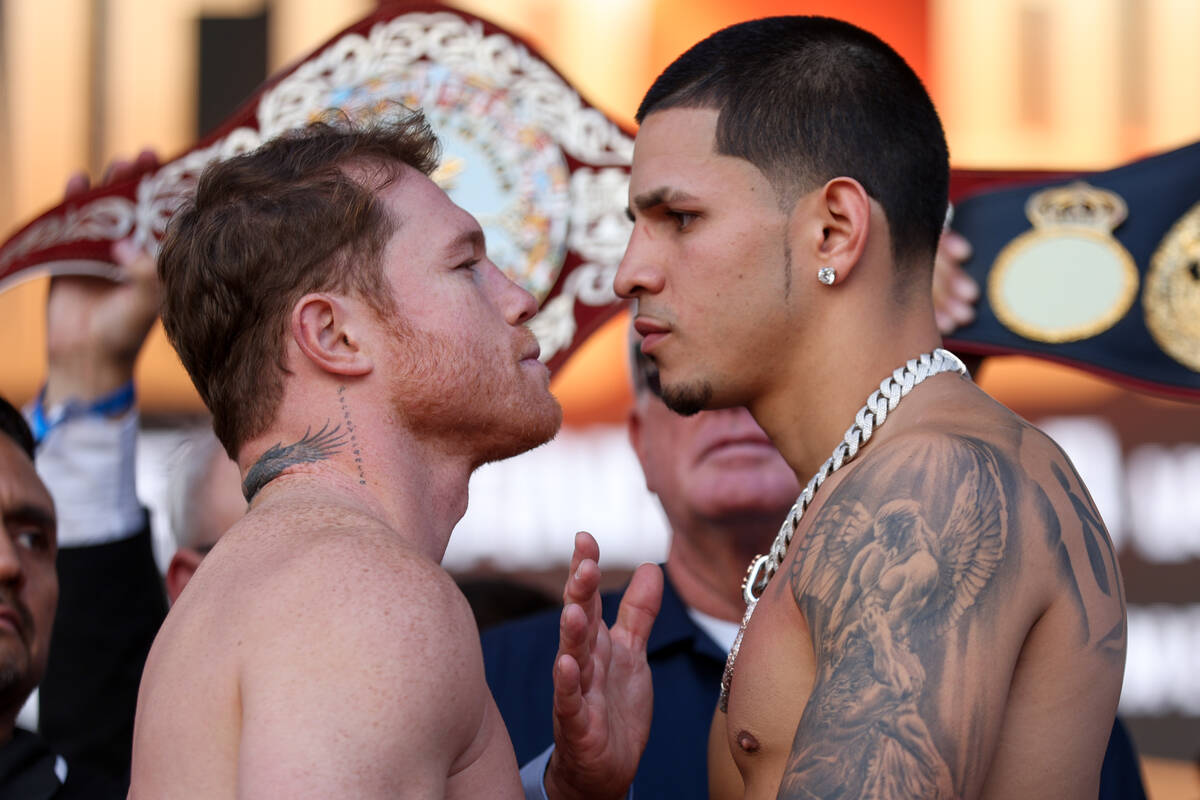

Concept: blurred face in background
[[627, 344, 799, 540], [0, 436, 57, 726]]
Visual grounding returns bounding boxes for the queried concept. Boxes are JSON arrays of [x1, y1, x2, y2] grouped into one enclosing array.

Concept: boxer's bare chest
[[716, 575, 818, 798]]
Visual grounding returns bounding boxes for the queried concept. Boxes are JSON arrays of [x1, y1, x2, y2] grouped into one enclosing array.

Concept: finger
[[101, 158, 133, 185], [134, 148, 160, 173], [589, 619, 612, 683], [560, 565, 600, 691], [612, 563, 662, 652], [940, 229, 973, 261], [112, 237, 151, 273], [64, 171, 90, 199], [950, 268, 979, 302], [105, 150, 159, 186], [945, 297, 976, 325], [112, 238, 162, 306], [559, 598, 598, 691], [575, 558, 605, 671], [565, 531, 600, 599], [564, 556, 601, 607], [552, 652, 589, 739]]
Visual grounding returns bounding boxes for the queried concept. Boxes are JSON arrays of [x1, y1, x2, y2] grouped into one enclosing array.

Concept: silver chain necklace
[[718, 347, 968, 712]]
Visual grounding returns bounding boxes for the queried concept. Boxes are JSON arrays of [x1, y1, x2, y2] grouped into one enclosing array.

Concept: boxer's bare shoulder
[[130, 500, 521, 799]]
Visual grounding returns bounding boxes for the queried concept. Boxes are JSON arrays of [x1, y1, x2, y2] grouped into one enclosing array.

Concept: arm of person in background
[[31, 151, 170, 784]]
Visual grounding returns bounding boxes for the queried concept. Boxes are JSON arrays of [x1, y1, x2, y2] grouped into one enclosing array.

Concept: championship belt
[[0, 3, 633, 375], [944, 141, 1200, 401]]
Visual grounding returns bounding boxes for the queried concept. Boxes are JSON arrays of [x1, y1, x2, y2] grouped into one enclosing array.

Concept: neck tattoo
[[241, 420, 348, 502], [718, 348, 968, 712], [337, 386, 368, 488]]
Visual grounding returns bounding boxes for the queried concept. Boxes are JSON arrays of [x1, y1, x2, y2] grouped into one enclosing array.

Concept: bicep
[[778, 603, 1019, 800], [237, 683, 452, 799], [236, 566, 489, 798], [780, 434, 1028, 799]]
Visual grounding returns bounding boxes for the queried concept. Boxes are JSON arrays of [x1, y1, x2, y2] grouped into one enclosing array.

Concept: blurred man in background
[[0, 393, 125, 798]]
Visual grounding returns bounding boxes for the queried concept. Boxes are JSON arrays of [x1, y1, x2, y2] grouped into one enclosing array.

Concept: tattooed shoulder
[[1028, 431, 1125, 658], [789, 431, 1015, 643], [779, 432, 1015, 799]]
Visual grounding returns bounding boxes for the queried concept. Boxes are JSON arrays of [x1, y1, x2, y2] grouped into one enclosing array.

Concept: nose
[[492, 261, 538, 326], [614, 227, 665, 300]]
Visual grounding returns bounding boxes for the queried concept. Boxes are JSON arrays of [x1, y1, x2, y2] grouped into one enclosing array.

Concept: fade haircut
[[158, 113, 440, 459], [637, 16, 949, 270], [0, 395, 35, 461]]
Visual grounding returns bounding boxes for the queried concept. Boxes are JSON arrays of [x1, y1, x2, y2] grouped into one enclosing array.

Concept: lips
[[698, 433, 775, 461], [633, 316, 670, 353], [693, 408, 779, 462], [633, 316, 669, 339], [516, 331, 542, 362]]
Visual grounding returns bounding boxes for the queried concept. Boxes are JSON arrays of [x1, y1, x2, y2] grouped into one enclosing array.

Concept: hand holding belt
[[944, 141, 1200, 401]]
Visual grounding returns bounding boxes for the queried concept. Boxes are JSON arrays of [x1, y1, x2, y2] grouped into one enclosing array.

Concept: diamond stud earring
[[817, 267, 837, 285]]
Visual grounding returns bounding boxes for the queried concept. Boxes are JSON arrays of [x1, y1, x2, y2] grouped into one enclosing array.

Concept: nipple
[[736, 730, 760, 753]]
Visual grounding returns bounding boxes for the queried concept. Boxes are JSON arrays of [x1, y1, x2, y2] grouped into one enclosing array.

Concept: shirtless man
[[614, 16, 1125, 799], [129, 115, 660, 798]]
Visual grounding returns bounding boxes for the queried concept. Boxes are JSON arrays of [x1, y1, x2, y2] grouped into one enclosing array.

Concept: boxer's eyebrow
[[443, 228, 486, 260], [629, 187, 700, 218]]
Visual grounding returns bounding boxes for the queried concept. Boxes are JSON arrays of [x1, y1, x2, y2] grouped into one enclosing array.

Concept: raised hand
[[544, 532, 662, 800], [44, 150, 161, 407]]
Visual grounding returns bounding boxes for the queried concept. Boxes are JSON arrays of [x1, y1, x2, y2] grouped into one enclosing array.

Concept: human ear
[[291, 294, 373, 376], [165, 548, 204, 605], [812, 177, 871, 285]]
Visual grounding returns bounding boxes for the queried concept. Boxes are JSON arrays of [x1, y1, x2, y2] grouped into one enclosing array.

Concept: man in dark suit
[[0, 393, 130, 799]]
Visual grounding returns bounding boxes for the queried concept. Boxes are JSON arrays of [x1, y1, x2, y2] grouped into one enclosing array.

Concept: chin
[[474, 395, 562, 467], [661, 380, 714, 417], [0, 656, 36, 718]]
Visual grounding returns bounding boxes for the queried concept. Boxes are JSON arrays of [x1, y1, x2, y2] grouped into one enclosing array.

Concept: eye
[[456, 258, 481, 274], [13, 527, 49, 553], [667, 210, 697, 230]]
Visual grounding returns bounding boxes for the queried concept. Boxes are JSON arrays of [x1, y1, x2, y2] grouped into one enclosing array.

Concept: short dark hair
[[158, 113, 440, 459], [637, 16, 949, 269], [0, 395, 35, 460]]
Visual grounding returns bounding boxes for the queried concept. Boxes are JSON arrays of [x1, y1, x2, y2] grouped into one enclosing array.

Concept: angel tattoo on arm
[[783, 436, 1010, 800]]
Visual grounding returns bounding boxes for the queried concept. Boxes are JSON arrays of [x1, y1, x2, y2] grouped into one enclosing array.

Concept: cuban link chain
[[718, 347, 968, 712]]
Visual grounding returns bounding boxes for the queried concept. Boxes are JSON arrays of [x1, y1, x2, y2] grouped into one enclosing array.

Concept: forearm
[[31, 402, 143, 546]]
